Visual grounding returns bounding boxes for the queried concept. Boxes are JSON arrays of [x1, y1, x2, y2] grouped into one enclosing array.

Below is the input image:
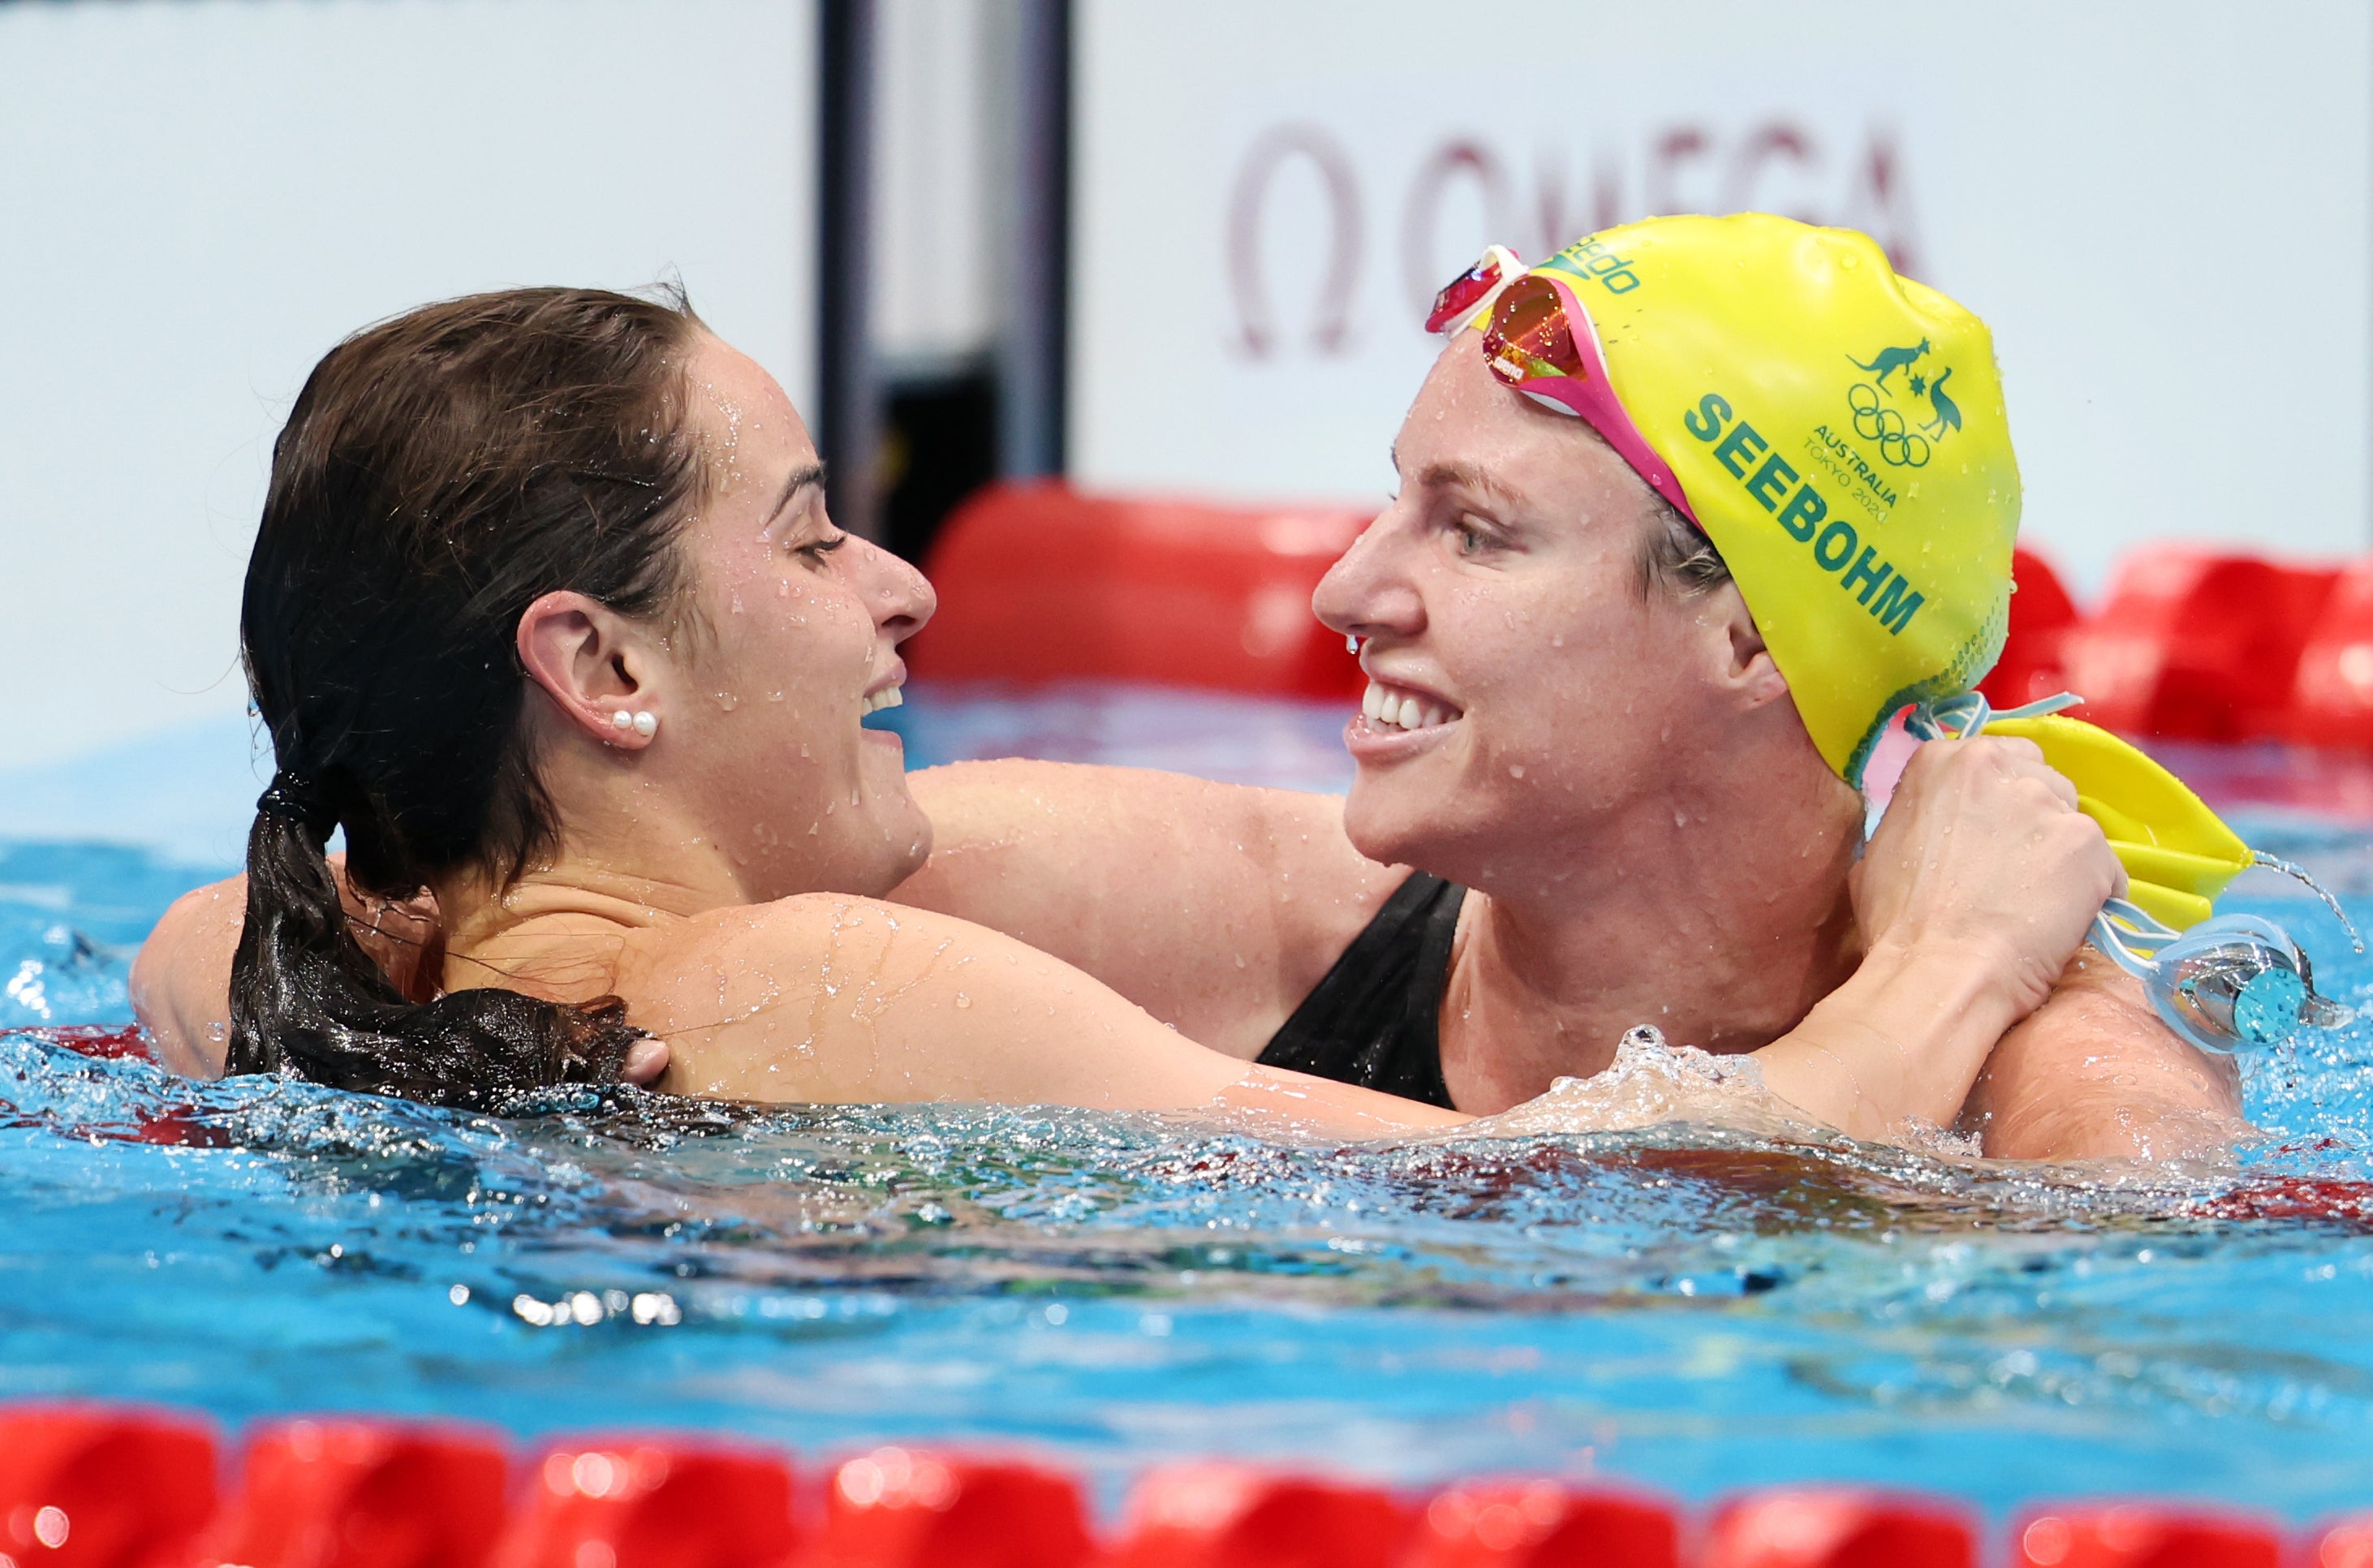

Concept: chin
[[1346, 759, 1563, 890], [885, 810, 934, 887], [1342, 771, 1464, 873]]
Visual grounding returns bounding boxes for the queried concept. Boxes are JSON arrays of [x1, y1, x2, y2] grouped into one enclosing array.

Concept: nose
[[1311, 507, 1425, 643], [853, 536, 937, 644]]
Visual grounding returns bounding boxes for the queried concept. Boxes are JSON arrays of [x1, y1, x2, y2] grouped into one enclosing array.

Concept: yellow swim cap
[[1498, 213, 2020, 788], [1438, 214, 2296, 938]]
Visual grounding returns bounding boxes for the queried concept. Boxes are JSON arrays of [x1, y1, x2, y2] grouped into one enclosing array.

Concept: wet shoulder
[[623, 893, 1016, 1102]]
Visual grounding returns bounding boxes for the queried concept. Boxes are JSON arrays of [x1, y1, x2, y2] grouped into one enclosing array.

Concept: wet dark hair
[[1634, 491, 1732, 601], [226, 286, 708, 1109]]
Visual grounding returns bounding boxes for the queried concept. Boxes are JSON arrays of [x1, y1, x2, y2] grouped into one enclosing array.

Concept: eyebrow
[[1409, 458, 1527, 511], [769, 460, 828, 523]]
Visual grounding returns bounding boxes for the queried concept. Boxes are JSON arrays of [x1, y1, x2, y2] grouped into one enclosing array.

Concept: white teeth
[[860, 687, 904, 716], [1363, 681, 1458, 732]]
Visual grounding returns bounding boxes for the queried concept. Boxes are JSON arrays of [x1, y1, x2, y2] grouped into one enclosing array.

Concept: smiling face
[[654, 333, 937, 900], [1311, 334, 1766, 890]]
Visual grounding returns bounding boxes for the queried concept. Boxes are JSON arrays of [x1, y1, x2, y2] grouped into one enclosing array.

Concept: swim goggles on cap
[[1427, 248, 1698, 527], [1907, 691, 2360, 1054]]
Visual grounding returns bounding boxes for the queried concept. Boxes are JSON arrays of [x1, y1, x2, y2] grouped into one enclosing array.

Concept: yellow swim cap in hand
[[1981, 713, 2252, 932]]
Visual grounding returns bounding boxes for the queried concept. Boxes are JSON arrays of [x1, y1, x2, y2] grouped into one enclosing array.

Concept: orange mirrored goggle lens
[[1479, 274, 1586, 387]]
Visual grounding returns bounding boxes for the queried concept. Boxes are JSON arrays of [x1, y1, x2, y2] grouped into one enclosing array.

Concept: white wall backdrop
[[0, 0, 817, 769], [1071, 1, 2373, 595]]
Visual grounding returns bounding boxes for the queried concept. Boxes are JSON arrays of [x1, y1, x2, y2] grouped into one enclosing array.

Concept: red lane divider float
[[201, 1419, 508, 1568], [2062, 547, 2341, 743], [2289, 558, 2373, 749], [1978, 548, 2082, 713], [0, 1404, 217, 1568], [812, 1449, 1092, 1568], [2010, 1504, 2281, 1567], [1105, 1464, 1410, 1568], [497, 1439, 798, 1568], [1404, 1480, 1681, 1567], [1703, 1491, 1976, 1568], [908, 483, 1369, 702], [0, 1401, 2361, 1568], [2306, 1517, 2373, 1568]]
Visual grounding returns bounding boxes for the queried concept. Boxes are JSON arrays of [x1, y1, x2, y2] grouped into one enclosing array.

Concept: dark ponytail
[[226, 287, 708, 1109]]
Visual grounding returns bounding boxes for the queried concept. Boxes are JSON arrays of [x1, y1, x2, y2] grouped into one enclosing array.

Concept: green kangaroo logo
[[1923, 367, 1962, 437], [1847, 338, 1932, 392]]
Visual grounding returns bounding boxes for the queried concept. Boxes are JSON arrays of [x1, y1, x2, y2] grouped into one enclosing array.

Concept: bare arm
[[130, 878, 245, 1078], [603, 894, 1466, 1138], [131, 763, 1401, 1076], [1962, 947, 2248, 1161], [893, 760, 1406, 1057]]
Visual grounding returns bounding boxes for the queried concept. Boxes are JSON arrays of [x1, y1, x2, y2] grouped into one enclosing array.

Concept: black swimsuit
[[1255, 872, 1467, 1109]]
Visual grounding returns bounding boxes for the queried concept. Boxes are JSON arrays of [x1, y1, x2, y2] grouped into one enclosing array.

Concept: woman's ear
[[1704, 582, 1791, 709], [515, 590, 664, 748]]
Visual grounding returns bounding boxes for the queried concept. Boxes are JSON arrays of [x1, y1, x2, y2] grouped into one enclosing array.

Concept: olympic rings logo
[[1848, 382, 1931, 468]]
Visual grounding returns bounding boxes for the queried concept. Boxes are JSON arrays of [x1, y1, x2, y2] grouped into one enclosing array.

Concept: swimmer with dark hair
[[138, 269, 2132, 1147]]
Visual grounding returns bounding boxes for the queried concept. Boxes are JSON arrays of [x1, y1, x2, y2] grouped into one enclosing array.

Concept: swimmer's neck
[[1436, 748, 1864, 1114], [430, 832, 767, 990]]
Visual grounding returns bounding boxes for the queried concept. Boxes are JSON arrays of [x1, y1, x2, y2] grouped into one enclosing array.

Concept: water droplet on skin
[[1509, 764, 1525, 778], [1551, 634, 1565, 648], [954, 993, 971, 1009]]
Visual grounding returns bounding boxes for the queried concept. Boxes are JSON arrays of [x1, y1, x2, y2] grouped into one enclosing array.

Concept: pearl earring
[[610, 710, 633, 732], [631, 711, 658, 738]]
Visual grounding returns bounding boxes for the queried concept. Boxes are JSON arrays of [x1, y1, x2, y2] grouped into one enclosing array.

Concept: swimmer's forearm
[[1213, 1064, 1469, 1137], [1751, 937, 2026, 1143]]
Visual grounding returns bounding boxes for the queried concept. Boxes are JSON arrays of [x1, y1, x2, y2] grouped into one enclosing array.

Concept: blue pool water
[[6, 688, 2373, 1523]]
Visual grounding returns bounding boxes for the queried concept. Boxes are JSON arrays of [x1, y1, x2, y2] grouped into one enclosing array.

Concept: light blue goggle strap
[[1866, 690, 2082, 838], [1902, 687, 2083, 743]]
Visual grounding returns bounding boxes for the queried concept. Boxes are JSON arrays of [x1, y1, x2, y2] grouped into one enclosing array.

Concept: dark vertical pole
[[818, 0, 881, 539], [998, 0, 1070, 480]]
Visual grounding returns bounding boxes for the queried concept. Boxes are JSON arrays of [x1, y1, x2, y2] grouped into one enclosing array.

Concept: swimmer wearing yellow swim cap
[[1430, 213, 2352, 1050]]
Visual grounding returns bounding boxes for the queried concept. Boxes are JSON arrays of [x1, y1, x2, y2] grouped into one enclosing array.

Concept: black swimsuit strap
[[1255, 871, 1466, 1109]]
